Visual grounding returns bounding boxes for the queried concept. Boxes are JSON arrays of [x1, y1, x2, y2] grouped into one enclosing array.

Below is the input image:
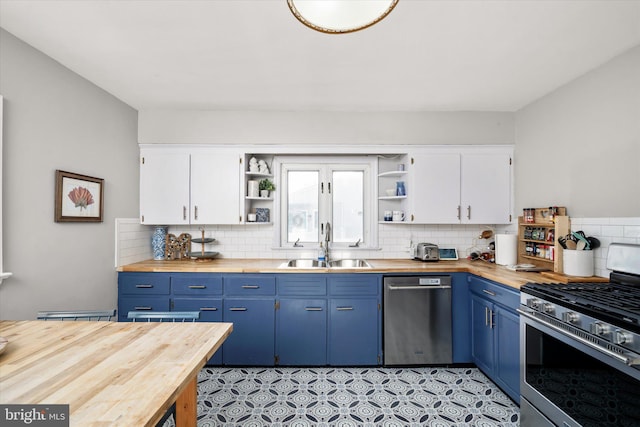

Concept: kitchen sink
[[280, 259, 327, 268], [328, 259, 372, 268], [279, 259, 372, 269]]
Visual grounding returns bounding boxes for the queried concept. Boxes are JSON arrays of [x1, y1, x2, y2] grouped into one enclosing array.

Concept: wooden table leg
[[175, 376, 197, 427]]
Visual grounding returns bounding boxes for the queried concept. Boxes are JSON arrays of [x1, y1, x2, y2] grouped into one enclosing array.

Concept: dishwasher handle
[[387, 285, 451, 290]]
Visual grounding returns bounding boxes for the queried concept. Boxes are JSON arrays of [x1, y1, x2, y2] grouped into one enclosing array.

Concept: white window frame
[[273, 155, 377, 249]]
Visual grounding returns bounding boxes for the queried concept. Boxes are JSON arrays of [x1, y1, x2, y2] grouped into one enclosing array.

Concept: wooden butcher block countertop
[[118, 258, 608, 290]]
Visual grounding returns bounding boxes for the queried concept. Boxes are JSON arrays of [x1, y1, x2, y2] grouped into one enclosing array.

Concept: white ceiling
[[1, 0, 639, 112]]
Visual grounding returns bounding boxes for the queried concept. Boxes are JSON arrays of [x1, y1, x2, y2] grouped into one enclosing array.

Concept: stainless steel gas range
[[518, 243, 640, 427]]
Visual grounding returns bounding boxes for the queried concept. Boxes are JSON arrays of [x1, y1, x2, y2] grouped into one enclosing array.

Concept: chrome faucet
[[324, 222, 331, 261]]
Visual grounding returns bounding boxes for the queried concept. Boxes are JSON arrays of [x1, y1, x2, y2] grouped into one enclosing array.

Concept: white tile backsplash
[[569, 217, 640, 277], [115, 217, 640, 278]]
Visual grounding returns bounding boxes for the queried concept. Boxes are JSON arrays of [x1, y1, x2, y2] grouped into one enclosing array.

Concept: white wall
[[139, 110, 515, 146], [0, 29, 139, 320], [515, 45, 640, 218]]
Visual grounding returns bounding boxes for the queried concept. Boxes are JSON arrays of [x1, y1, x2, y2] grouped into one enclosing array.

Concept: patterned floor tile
[[164, 367, 519, 426]]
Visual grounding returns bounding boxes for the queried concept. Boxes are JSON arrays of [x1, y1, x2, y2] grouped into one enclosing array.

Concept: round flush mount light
[[287, 0, 399, 34]]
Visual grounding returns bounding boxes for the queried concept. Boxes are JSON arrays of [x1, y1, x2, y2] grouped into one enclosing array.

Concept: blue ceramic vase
[[152, 226, 168, 260]]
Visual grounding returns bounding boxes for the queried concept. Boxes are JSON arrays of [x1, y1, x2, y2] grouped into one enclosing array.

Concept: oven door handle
[[518, 308, 640, 367]]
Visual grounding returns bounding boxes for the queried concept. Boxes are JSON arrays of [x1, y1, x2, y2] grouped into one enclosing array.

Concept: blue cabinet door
[[470, 294, 494, 375], [277, 298, 327, 366], [494, 305, 520, 403], [223, 298, 275, 366], [173, 297, 223, 365], [328, 298, 379, 365]]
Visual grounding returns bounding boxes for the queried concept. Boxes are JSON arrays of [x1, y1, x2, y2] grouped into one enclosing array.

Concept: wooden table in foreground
[[0, 320, 232, 426]]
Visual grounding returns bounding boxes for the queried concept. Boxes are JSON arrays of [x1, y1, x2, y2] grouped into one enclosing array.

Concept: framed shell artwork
[[54, 170, 104, 222]]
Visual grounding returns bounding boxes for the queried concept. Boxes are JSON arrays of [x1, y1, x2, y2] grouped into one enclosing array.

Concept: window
[[276, 156, 376, 249]]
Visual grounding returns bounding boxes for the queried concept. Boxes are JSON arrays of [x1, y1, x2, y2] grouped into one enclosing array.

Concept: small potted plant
[[259, 178, 275, 198]]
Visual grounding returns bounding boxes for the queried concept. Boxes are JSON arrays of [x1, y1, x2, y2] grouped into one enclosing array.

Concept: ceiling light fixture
[[287, 0, 398, 34]]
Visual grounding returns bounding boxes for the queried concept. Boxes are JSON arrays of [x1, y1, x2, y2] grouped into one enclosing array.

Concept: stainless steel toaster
[[414, 243, 440, 261]]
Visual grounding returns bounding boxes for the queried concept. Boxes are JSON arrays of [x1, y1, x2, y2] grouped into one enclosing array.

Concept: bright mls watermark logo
[[1, 405, 69, 426]]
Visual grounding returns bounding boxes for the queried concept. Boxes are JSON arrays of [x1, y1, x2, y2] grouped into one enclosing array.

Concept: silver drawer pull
[[189, 285, 206, 289], [242, 285, 260, 289], [336, 307, 353, 311], [229, 307, 247, 311], [134, 306, 152, 310], [482, 289, 496, 296], [305, 307, 323, 311], [135, 284, 153, 288], [200, 307, 218, 311]]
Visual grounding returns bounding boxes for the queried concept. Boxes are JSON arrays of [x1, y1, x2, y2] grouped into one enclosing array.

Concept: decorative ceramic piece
[[152, 226, 168, 260], [256, 208, 270, 223]]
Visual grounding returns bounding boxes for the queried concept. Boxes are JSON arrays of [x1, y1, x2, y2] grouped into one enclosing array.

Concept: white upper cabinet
[[460, 152, 512, 224], [408, 147, 512, 224], [410, 153, 461, 223], [140, 147, 241, 225], [140, 150, 190, 225]]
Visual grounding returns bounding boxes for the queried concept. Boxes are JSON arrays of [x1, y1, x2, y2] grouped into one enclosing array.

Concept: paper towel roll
[[495, 234, 517, 266]]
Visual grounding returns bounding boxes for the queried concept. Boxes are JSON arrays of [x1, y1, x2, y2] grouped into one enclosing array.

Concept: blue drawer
[[119, 273, 170, 295], [172, 297, 223, 321], [468, 275, 519, 310], [329, 275, 379, 296], [119, 296, 171, 321], [277, 275, 327, 296], [224, 275, 276, 296], [172, 275, 222, 295]]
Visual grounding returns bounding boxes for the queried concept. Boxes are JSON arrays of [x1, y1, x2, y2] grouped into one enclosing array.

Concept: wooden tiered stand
[[517, 208, 569, 273]]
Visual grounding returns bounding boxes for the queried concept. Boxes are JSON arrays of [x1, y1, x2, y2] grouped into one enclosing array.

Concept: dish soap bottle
[[318, 242, 326, 263]]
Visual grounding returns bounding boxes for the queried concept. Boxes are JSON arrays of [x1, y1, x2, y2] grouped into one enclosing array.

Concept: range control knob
[[562, 312, 580, 324], [614, 330, 632, 345], [542, 303, 555, 314], [590, 322, 610, 336], [526, 299, 541, 310]]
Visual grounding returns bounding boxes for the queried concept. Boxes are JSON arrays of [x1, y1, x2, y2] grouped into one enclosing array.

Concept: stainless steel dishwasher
[[383, 275, 452, 365]]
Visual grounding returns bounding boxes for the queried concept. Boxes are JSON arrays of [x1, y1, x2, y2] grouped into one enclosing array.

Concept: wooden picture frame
[[54, 170, 104, 222]]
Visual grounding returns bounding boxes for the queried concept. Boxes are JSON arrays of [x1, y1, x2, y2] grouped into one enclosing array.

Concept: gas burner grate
[[523, 282, 640, 326]]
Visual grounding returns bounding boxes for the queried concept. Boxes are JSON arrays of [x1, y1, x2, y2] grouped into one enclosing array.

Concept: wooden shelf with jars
[[517, 208, 569, 273]]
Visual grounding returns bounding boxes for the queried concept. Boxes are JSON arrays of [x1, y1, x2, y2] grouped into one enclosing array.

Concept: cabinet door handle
[[457, 205, 461, 220], [467, 205, 471, 220], [305, 307, 323, 311], [229, 307, 247, 311], [482, 289, 496, 296], [135, 284, 153, 288], [336, 306, 353, 311], [134, 306, 152, 310], [242, 285, 260, 289], [200, 307, 218, 311], [489, 309, 494, 329], [189, 285, 206, 289], [485, 306, 489, 326], [194, 205, 198, 220], [183, 206, 187, 220]]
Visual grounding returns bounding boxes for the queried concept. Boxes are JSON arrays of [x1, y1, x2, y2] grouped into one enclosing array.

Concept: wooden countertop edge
[[117, 259, 608, 290]]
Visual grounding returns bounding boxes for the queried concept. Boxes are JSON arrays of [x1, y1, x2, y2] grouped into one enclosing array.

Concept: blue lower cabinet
[[222, 298, 275, 366], [494, 306, 520, 402], [470, 294, 494, 374], [173, 297, 223, 365], [451, 273, 472, 363], [329, 298, 379, 366], [468, 275, 520, 403], [276, 299, 327, 365], [118, 272, 171, 321]]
